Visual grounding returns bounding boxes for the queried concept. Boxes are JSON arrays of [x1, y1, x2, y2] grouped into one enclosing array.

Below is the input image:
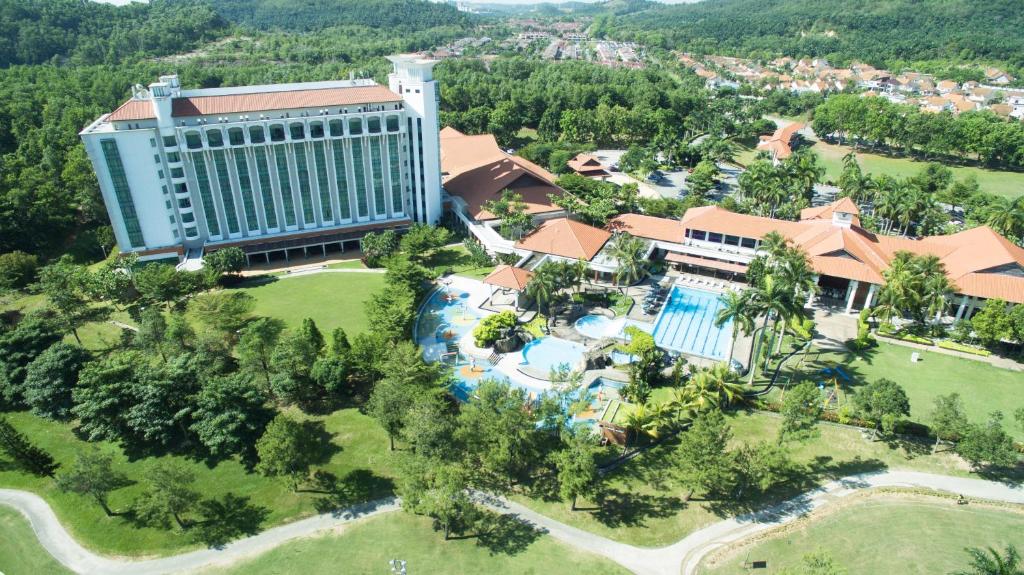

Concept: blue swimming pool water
[[521, 337, 587, 373], [651, 286, 732, 359], [574, 314, 618, 339]]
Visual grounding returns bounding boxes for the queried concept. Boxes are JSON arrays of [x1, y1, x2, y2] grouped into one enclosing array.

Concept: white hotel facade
[[79, 55, 443, 263]]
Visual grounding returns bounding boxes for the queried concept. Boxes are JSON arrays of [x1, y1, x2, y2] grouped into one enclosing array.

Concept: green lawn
[[231, 271, 387, 335], [701, 495, 1024, 575], [515, 409, 1001, 548], [766, 340, 1024, 440], [735, 138, 1024, 199], [424, 244, 495, 280], [0, 408, 396, 557], [209, 512, 629, 575], [0, 506, 73, 574]]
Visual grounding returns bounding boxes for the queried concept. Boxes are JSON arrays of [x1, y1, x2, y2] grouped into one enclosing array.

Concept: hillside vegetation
[[620, 0, 1024, 71], [205, 0, 472, 31]]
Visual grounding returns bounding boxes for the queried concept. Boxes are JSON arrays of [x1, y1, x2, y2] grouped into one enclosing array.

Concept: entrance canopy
[[665, 252, 748, 274]]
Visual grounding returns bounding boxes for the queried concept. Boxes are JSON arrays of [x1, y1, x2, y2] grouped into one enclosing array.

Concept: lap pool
[[651, 286, 732, 359]]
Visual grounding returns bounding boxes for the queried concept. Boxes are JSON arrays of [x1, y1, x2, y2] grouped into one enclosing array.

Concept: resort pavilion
[[482, 264, 534, 311]]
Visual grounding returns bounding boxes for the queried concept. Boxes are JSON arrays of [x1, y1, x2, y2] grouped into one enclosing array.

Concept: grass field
[[230, 271, 387, 335], [736, 138, 1024, 199], [424, 244, 495, 280], [766, 340, 1024, 440], [210, 512, 629, 575], [0, 407, 396, 557], [515, 409, 989, 548], [0, 506, 73, 574], [701, 495, 1024, 574]]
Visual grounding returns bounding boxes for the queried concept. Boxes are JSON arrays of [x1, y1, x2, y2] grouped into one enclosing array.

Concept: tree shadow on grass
[[473, 510, 546, 556], [192, 492, 270, 549], [311, 469, 396, 515], [590, 488, 686, 529]]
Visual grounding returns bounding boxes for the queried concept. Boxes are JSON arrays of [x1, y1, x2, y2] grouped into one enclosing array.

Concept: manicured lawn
[[0, 408, 396, 557], [515, 409, 993, 548], [735, 139, 1024, 199], [766, 340, 1024, 440], [209, 511, 630, 575], [702, 495, 1024, 574], [424, 244, 495, 280], [0, 506, 73, 574], [231, 271, 387, 335]]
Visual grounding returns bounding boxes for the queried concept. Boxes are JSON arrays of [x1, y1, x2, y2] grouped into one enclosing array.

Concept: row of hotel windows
[[685, 228, 759, 249], [179, 116, 402, 150], [183, 136, 406, 241]]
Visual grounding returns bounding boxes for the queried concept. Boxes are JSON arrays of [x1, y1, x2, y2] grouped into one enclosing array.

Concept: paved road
[[3, 471, 1022, 575]]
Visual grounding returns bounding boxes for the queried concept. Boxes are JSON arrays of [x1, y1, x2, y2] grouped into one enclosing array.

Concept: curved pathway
[[3, 471, 1023, 575]]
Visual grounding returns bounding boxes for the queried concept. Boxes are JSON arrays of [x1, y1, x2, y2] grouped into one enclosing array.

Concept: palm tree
[[916, 254, 953, 323], [715, 290, 755, 368], [878, 251, 917, 325], [759, 231, 790, 265], [986, 197, 1024, 243], [954, 544, 1023, 575], [874, 182, 900, 234], [749, 274, 798, 367], [572, 259, 589, 295], [609, 233, 647, 289], [685, 364, 746, 411], [623, 404, 656, 449], [669, 387, 698, 422], [525, 265, 558, 325]]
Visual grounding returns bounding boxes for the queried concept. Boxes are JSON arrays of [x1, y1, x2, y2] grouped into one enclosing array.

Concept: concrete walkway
[[3, 471, 1022, 575]]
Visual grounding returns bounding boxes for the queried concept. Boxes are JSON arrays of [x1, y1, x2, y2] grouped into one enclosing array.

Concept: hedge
[[936, 340, 992, 356]]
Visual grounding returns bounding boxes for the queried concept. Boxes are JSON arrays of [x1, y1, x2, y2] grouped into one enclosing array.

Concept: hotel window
[[293, 146, 316, 225], [329, 120, 344, 137], [367, 117, 381, 134], [185, 227, 198, 238], [386, 116, 399, 132], [348, 118, 362, 135], [690, 230, 707, 241], [330, 144, 351, 220], [309, 122, 325, 139], [167, 152, 181, 163], [273, 146, 297, 227], [312, 141, 332, 222], [170, 167, 185, 179], [211, 150, 240, 234], [181, 212, 195, 224], [233, 153, 260, 232], [154, 154, 160, 164], [178, 198, 191, 209], [253, 149, 278, 229], [150, 138, 156, 147], [163, 135, 177, 147], [387, 136, 403, 214], [740, 238, 757, 249], [350, 139, 369, 218], [185, 131, 202, 150], [724, 235, 740, 246], [206, 130, 224, 148], [249, 126, 266, 144], [191, 155, 221, 237], [289, 123, 305, 140], [269, 124, 286, 142], [707, 232, 723, 243], [369, 137, 386, 216], [228, 127, 245, 146]]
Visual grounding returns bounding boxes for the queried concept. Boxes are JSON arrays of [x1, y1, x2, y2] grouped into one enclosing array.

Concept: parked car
[[609, 163, 620, 172]]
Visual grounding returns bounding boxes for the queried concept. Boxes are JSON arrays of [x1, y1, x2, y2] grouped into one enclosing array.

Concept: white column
[[965, 296, 978, 319], [953, 295, 969, 321], [804, 274, 820, 308], [865, 283, 878, 309], [845, 280, 860, 314]]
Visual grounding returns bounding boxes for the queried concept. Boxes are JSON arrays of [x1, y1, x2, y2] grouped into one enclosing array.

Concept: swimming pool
[[574, 314, 652, 341], [651, 286, 732, 359], [521, 337, 587, 374]]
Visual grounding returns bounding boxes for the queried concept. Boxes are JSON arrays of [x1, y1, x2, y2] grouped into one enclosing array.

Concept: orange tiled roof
[[482, 265, 534, 291], [675, 200, 1024, 302], [756, 123, 804, 159], [106, 85, 400, 122], [440, 127, 564, 221], [515, 218, 611, 261], [566, 153, 608, 176], [800, 197, 860, 225], [607, 213, 685, 243]]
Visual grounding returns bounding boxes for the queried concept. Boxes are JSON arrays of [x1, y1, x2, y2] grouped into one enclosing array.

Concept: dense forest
[[618, 0, 1024, 72], [0, 0, 228, 66], [205, 0, 472, 31]]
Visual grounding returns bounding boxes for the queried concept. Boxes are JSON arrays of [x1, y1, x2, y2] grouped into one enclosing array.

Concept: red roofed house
[[756, 123, 804, 163], [566, 153, 610, 180]]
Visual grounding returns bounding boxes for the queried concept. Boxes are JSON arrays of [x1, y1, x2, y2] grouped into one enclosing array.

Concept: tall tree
[[56, 450, 131, 516], [21, 342, 90, 420], [133, 461, 201, 530], [954, 544, 1023, 575], [552, 428, 602, 510], [674, 410, 733, 500], [255, 414, 325, 491], [236, 317, 285, 390]]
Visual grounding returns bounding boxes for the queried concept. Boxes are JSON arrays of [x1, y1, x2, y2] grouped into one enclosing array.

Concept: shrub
[[462, 238, 493, 267], [937, 340, 992, 356], [0, 251, 39, 290], [472, 311, 518, 347], [360, 230, 399, 268]]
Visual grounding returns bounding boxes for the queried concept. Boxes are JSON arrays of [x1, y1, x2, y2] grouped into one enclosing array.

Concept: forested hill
[[618, 0, 1024, 70], [0, 0, 228, 67], [205, 0, 473, 31]]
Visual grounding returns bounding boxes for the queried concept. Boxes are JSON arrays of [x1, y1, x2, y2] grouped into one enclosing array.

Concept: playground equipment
[[744, 341, 812, 398], [818, 365, 853, 410]]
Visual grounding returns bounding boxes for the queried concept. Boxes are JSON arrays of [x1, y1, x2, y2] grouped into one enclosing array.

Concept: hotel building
[[79, 54, 442, 264]]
